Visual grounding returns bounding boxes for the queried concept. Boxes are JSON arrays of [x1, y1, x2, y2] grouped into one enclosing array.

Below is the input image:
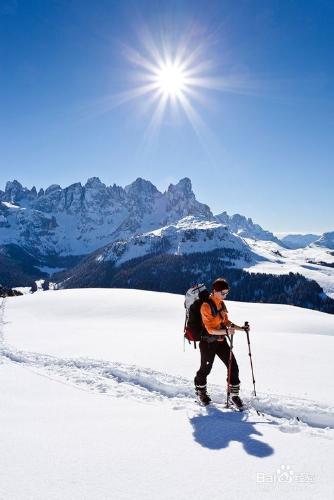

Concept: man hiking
[[194, 277, 250, 408]]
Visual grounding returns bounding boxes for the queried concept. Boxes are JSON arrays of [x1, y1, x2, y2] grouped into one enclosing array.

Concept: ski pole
[[244, 321, 257, 397], [226, 332, 234, 407]]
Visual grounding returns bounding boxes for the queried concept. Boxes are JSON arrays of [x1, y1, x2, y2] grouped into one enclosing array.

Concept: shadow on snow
[[189, 406, 274, 457]]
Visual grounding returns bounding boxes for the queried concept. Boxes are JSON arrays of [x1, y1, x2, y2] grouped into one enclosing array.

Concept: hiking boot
[[195, 387, 211, 406], [230, 395, 244, 411]]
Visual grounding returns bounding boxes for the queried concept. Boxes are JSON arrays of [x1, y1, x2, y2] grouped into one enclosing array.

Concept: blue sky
[[0, 0, 333, 233]]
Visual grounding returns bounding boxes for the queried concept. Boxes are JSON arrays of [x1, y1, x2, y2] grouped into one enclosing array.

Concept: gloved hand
[[243, 322, 250, 333]]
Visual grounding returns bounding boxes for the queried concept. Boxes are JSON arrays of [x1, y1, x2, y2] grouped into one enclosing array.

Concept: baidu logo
[[256, 464, 314, 484], [276, 464, 294, 482]]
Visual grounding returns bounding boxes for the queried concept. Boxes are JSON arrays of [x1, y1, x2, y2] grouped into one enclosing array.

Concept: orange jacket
[[200, 294, 229, 334]]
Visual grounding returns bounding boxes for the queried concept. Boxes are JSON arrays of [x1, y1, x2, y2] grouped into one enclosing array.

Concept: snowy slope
[[314, 231, 334, 250], [1, 289, 334, 499], [95, 216, 252, 266], [59, 220, 334, 303], [244, 238, 334, 298], [276, 233, 320, 249]]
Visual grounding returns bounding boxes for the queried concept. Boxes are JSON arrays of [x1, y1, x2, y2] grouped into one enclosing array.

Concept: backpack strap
[[199, 299, 228, 342], [207, 298, 219, 317], [206, 298, 228, 331]]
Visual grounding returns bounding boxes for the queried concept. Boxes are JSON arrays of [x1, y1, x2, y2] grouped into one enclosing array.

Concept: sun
[[113, 28, 215, 132], [155, 62, 187, 98], [108, 25, 248, 138]]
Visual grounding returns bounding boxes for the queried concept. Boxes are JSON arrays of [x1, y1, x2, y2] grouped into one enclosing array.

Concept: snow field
[[3, 289, 334, 402], [1, 289, 334, 499]]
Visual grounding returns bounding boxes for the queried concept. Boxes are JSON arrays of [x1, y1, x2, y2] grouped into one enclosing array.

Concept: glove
[[243, 323, 250, 332]]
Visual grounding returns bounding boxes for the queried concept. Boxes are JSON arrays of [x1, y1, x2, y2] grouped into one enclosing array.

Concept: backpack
[[184, 284, 219, 348]]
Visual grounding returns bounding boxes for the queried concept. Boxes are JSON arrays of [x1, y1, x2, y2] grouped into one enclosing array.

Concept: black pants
[[194, 338, 240, 388]]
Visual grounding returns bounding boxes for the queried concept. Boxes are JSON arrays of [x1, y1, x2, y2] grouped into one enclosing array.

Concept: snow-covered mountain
[[1, 177, 334, 309], [95, 216, 252, 267], [56, 213, 334, 303], [313, 231, 334, 250], [276, 233, 320, 249], [275, 232, 334, 251], [215, 211, 280, 243], [0, 177, 212, 257]]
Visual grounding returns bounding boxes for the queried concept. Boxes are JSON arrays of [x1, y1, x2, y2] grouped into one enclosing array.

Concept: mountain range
[[1, 177, 334, 312]]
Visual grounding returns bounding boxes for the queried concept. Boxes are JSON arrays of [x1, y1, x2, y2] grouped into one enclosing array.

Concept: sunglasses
[[217, 290, 229, 296]]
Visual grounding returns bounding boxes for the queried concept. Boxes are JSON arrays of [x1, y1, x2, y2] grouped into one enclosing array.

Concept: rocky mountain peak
[[85, 177, 105, 189], [215, 211, 229, 225], [215, 211, 278, 242], [4, 180, 37, 204], [5, 180, 23, 193], [165, 177, 212, 221], [1, 176, 214, 255], [67, 182, 82, 190], [125, 178, 159, 198], [45, 184, 62, 196], [167, 177, 192, 197]]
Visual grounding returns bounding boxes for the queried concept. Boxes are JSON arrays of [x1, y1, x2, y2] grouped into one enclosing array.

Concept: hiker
[[194, 277, 250, 408]]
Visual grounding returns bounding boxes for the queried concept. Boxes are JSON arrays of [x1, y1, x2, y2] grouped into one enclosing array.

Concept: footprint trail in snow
[[1, 298, 333, 437]]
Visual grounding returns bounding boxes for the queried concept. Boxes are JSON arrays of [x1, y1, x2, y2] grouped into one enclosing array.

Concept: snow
[[275, 233, 320, 249], [244, 238, 334, 298], [1, 178, 334, 303], [149, 216, 223, 236], [0, 177, 212, 257], [1, 289, 334, 499], [12, 286, 31, 294], [99, 216, 251, 266], [1, 201, 21, 209]]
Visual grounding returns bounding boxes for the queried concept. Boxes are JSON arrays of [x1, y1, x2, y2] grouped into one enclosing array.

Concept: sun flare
[[106, 25, 250, 140], [155, 63, 187, 98]]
